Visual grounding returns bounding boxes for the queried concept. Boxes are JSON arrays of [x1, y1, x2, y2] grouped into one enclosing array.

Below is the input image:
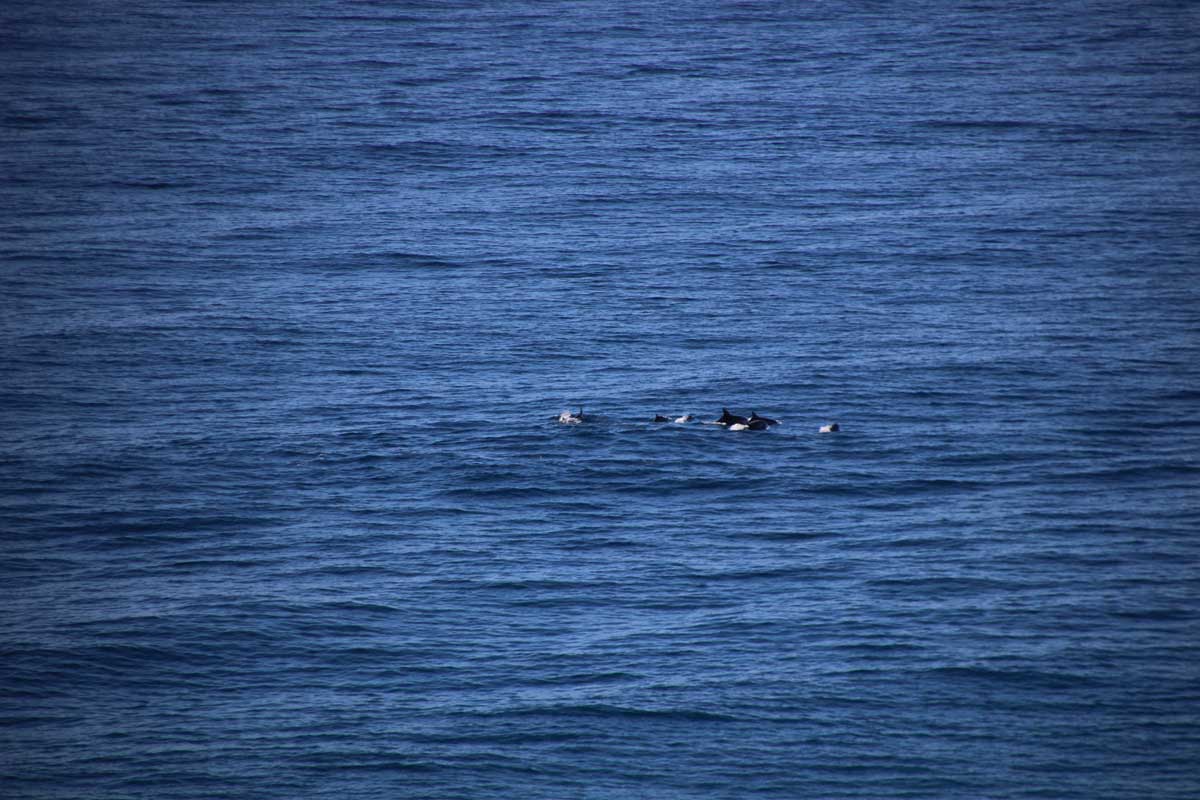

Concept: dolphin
[[715, 408, 749, 426], [728, 419, 770, 431], [557, 408, 584, 424]]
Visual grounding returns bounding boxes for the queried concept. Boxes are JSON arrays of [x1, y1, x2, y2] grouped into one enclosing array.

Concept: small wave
[[921, 118, 1042, 130], [409, 729, 588, 746], [294, 564, 399, 578], [520, 670, 639, 687], [623, 64, 702, 77], [1108, 607, 1196, 622], [1035, 462, 1200, 486], [732, 530, 836, 542], [490, 703, 738, 723], [556, 537, 646, 551], [684, 565, 812, 583], [871, 535, 969, 550], [161, 558, 274, 571], [438, 485, 554, 500], [479, 578, 617, 592], [887, 478, 987, 494], [111, 179, 192, 190], [3, 113, 62, 127], [866, 576, 1022, 595], [923, 665, 1104, 691], [326, 250, 461, 271], [296, 753, 437, 774]]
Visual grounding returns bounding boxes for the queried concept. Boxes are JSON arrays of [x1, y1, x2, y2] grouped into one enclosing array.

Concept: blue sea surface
[[2, 2, 1199, 798]]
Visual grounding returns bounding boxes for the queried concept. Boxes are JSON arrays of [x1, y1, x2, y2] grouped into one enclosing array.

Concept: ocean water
[[2, 1, 1199, 798]]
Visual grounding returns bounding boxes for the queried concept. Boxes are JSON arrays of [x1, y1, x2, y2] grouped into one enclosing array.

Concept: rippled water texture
[[3, 1, 1199, 798]]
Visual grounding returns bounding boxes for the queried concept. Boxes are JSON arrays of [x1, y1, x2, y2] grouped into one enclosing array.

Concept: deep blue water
[[3, 2, 1199, 798]]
